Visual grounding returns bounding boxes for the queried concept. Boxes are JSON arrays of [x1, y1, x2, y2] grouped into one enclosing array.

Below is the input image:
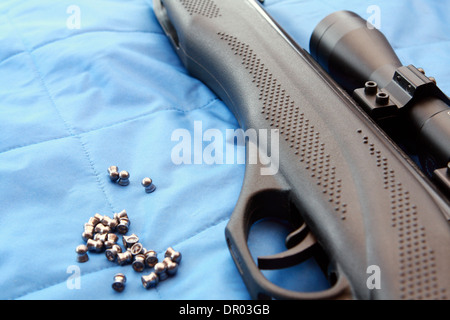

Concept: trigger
[[285, 223, 309, 249], [257, 227, 318, 270]]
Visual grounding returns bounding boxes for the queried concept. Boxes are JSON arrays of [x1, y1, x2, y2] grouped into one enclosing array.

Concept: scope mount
[[353, 64, 450, 198], [353, 64, 450, 120]]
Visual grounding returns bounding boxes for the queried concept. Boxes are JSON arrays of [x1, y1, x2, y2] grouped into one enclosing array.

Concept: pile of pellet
[[75, 209, 181, 292]]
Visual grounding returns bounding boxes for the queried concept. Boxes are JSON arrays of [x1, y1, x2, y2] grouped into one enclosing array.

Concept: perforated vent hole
[[358, 129, 447, 300], [179, 0, 221, 18], [219, 32, 347, 220]]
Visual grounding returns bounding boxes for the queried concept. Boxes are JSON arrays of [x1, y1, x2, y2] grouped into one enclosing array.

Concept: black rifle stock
[[153, 0, 450, 299]]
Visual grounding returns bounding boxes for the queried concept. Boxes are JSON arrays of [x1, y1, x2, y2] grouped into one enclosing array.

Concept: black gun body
[[154, 0, 450, 299]]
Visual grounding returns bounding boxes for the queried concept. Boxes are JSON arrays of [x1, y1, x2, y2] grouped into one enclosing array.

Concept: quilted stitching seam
[[0, 97, 221, 155]]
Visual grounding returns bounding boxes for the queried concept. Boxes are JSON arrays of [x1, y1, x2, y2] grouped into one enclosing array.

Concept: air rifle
[[153, 0, 450, 299]]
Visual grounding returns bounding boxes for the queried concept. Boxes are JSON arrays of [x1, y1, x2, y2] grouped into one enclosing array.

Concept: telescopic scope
[[310, 10, 450, 195]]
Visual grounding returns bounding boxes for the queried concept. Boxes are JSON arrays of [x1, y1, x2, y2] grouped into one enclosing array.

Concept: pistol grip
[[225, 159, 352, 300]]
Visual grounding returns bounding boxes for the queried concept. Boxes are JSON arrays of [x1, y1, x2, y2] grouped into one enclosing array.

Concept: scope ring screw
[[375, 91, 390, 105], [364, 81, 378, 95]]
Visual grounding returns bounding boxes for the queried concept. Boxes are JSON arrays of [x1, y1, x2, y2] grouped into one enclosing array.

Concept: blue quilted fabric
[[0, 0, 448, 299]]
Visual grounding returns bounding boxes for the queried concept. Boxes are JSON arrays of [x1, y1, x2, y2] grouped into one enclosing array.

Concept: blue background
[[0, 0, 448, 299]]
